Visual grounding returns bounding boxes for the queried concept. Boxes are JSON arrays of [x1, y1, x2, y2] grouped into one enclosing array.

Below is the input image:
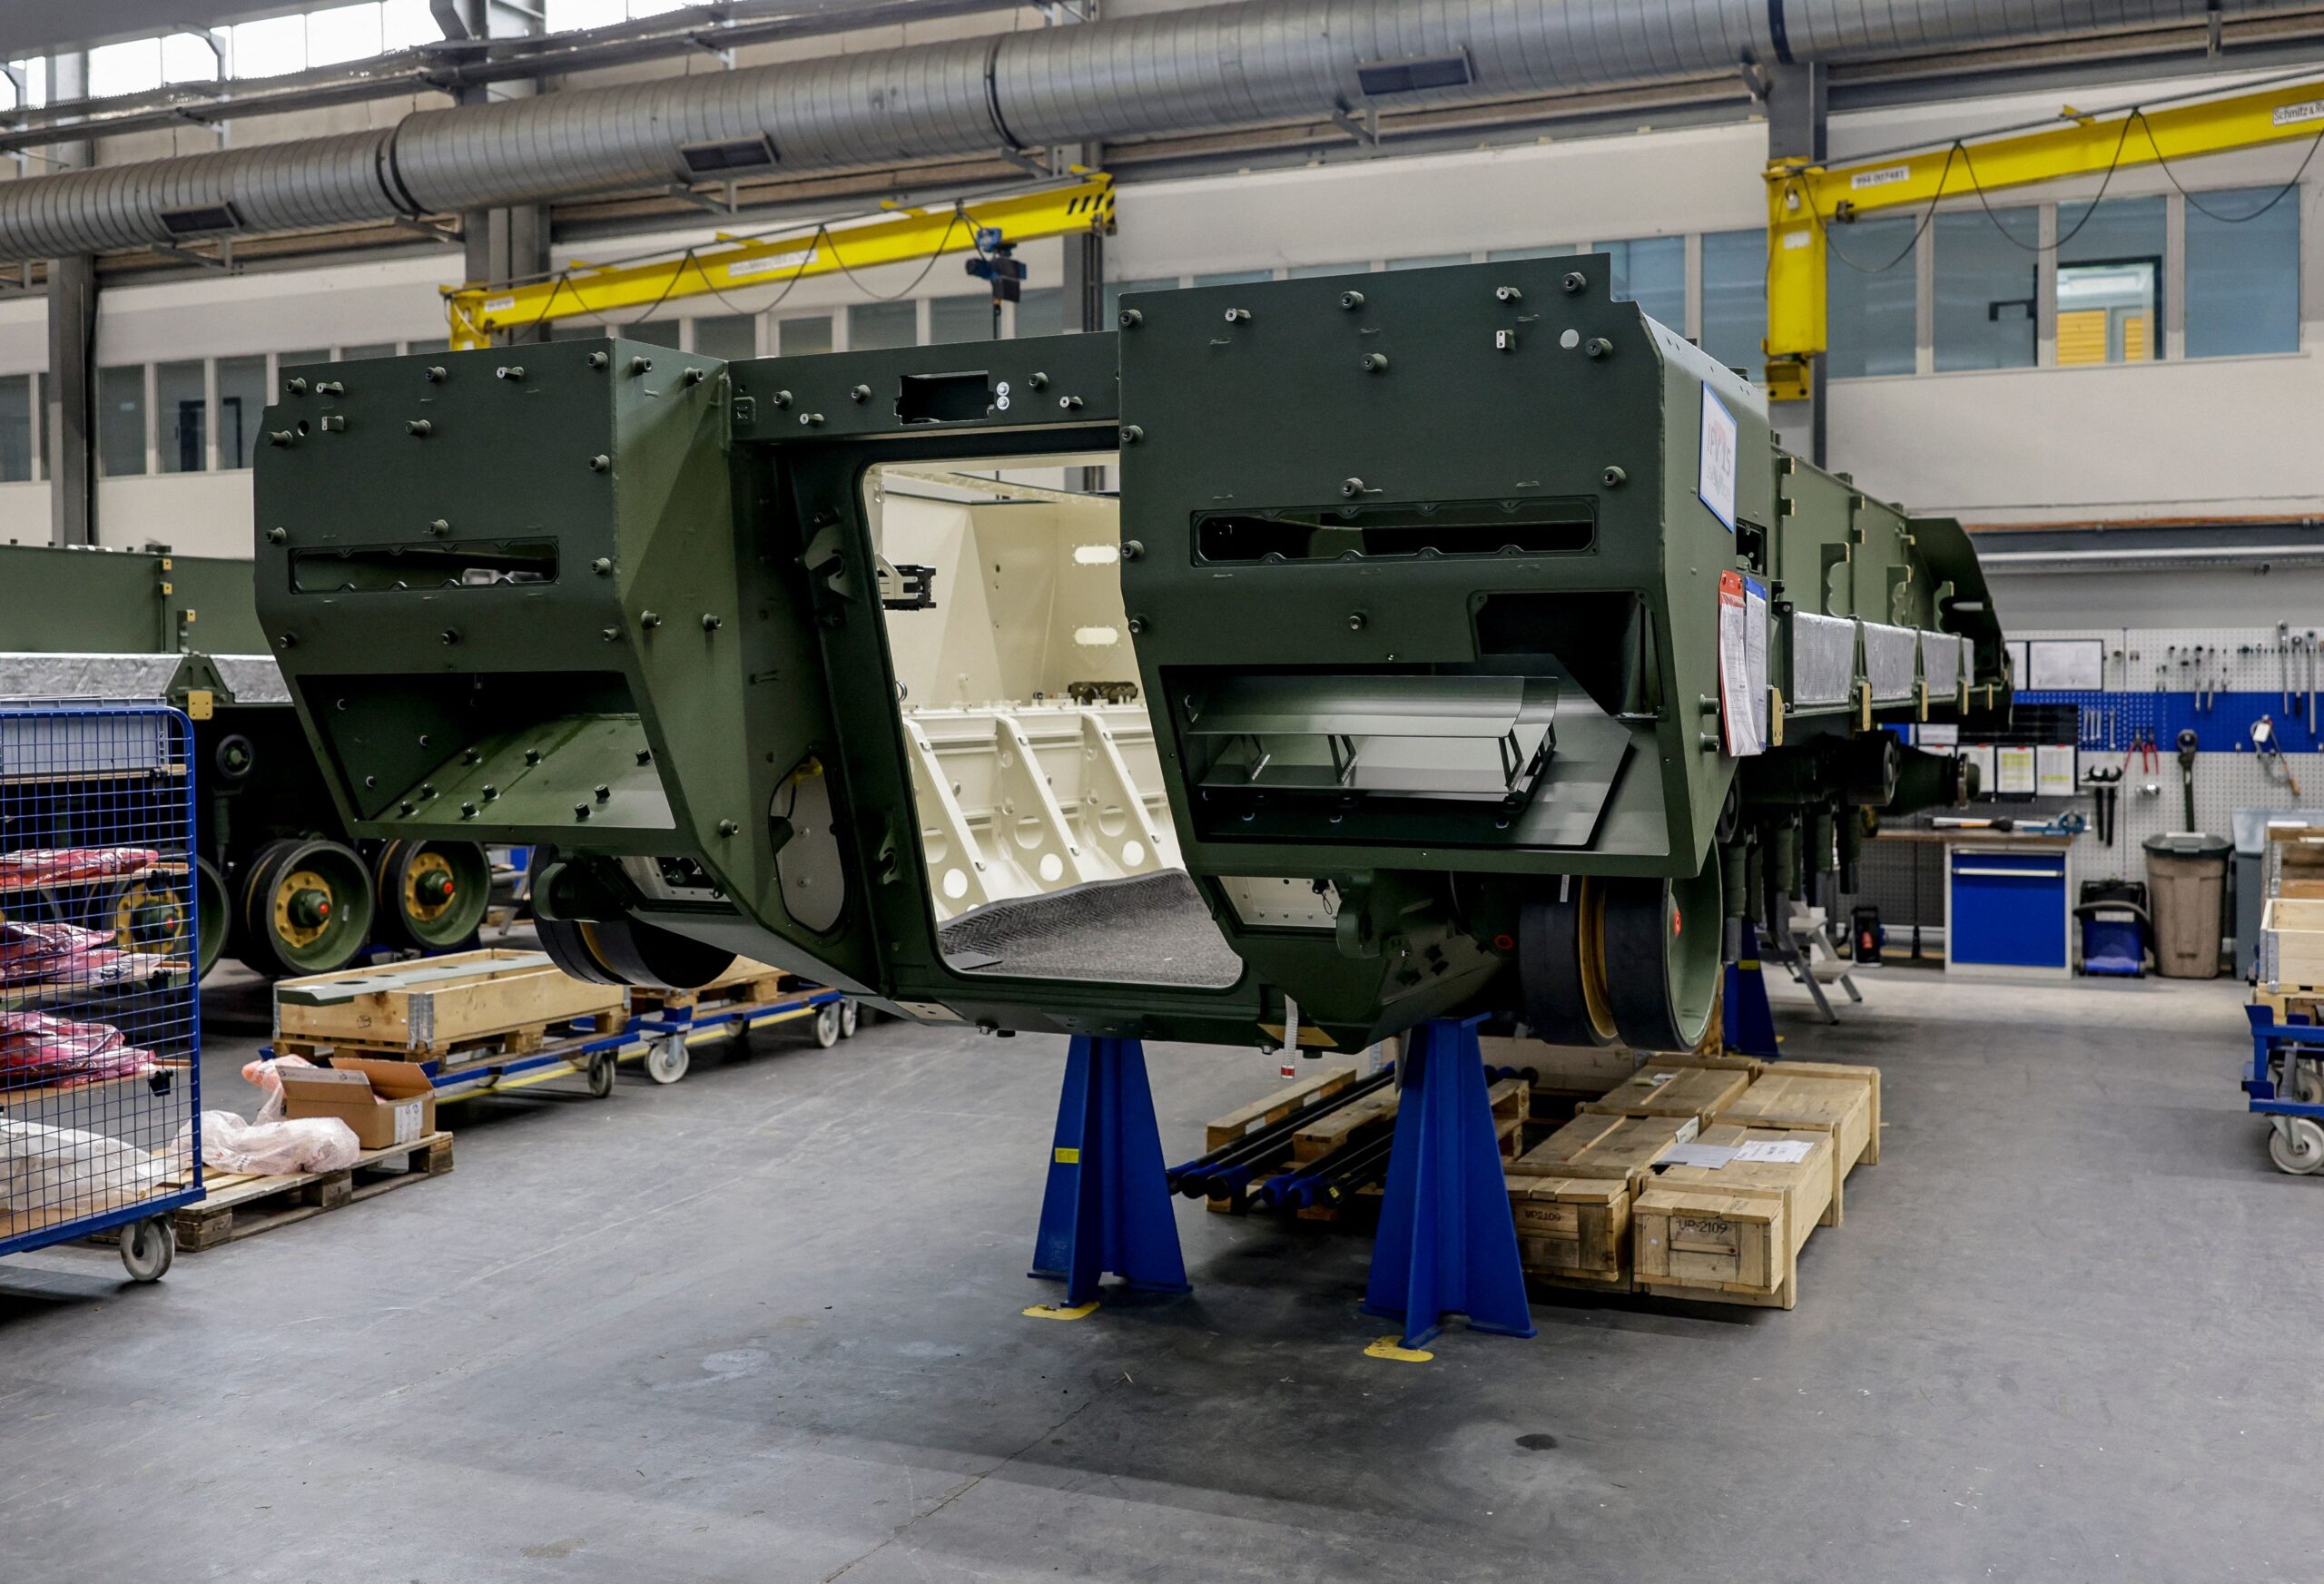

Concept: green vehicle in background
[[0, 543, 493, 979], [251, 257, 2003, 1054]]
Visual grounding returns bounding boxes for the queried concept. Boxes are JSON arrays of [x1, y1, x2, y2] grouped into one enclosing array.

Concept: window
[[98, 366, 146, 477], [404, 338, 449, 355], [1102, 278, 1172, 324], [0, 60, 47, 113], [217, 357, 266, 470], [1385, 254, 1467, 271], [1015, 287, 1064, 337], [340, 342, 396, 361], [162, 33, 222, 84], [278, 349, 330, 399], [1700, 229, 1767, 376], [2188, 185, 2300, 359], [0, 376, 30, 484], [89, 39, 163, 98], [2056, 196, 2163, 365], [156, 360, 206, 474], [381, 0, 445, 49], [777, 316, 832, 356], [546, 0, 626, 26], [929, 295, 995, 345], [226, 15, 309, 77], [1486, 244, 1578, 261], [1597, 237, 1686, 329], [1826, 218, 1916, 378], [624, 320, 682, 349], [849, 300, 917, 350], [307, 4, 386, 68], [1287, 262, 1372, 278], [1191, 269, 1272, 286], [1935, 207, 2038, 371], [693, 315, 756, 360]]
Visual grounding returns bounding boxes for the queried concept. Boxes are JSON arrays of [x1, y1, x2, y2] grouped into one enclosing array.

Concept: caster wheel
[[120, 1216, 175, 1283], [586, 1053, 616, 1098], [812, 1004, 842, 1048], [645, 1035, 690, 1086], [2269, 1117, 2324, 1175], [2293, 1061, 2324, 1106], [838, 999, 860, 1038]]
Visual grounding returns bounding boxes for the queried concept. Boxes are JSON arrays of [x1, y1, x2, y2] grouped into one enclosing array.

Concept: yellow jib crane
[[446, 172, 1116, 349], [1765, 74, 2324, 400]]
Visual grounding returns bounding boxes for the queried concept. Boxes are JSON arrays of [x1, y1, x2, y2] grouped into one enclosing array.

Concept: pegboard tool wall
[[1980, 624, 2321, 886]]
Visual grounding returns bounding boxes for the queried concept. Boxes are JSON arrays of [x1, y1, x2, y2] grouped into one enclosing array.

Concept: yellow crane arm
[[1765, 76, 2324, 398], [446, 173, 1116, 349]]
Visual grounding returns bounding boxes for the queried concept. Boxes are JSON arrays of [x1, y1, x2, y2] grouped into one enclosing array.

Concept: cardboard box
[[278, 1057, 437, 1150]]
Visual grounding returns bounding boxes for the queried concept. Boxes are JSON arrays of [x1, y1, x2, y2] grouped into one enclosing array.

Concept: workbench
[[1876, 829, 2075, 976]]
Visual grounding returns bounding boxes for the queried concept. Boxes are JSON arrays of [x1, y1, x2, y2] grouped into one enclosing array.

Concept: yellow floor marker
[[1021, 1300, 1100, 1321], [1364, 1334, 1435, 1363]]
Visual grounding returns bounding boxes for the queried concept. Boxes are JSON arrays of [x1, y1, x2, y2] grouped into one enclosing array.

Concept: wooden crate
[[1510, 1111, 1695, 1186], [2260, 897, 2324, 990], [1713, 1062, 1879, 1208], [1633, 1189, 1790, 1307], [1634, 1123, 1836, 1308], [274, 949, 628, 1058], [1506, 1174, 1632, 1291], [1581, 1065, 1750, 1125], [168, 1133, 455, 1253]]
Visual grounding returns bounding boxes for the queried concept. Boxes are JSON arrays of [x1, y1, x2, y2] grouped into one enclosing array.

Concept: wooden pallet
[[167, 1133, 454, 1252], [273, 949, 628, 1060], [627, 958, 798, 1016]]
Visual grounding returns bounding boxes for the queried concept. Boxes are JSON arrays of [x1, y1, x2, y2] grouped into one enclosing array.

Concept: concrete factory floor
[[3, 966, 2319, 1581]]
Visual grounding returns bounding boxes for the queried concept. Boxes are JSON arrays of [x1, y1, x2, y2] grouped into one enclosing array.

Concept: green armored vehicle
[[251, 256, 2002, 1054]]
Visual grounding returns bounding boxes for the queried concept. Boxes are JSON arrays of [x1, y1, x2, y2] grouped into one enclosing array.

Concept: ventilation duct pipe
[[0, 0, 2303, 264]]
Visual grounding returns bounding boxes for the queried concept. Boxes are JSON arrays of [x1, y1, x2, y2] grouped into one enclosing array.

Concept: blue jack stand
[[1724, 920, 1780, 1059], [1361, 1016, 1536, 1350], [1028, 1035, 1189, 1309]]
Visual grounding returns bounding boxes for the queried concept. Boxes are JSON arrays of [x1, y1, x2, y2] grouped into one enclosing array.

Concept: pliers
[[2122, 729, 2157, 774]]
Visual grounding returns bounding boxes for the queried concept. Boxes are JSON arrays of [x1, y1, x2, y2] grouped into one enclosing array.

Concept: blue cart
[[2240, 1002, 2324, 1175], [0, 703, 204, 1282]]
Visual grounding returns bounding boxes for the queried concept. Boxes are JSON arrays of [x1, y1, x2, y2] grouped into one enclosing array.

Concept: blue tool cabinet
[[1945, 844, 2072, 976]]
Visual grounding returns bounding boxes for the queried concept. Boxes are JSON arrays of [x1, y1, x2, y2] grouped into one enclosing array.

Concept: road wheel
[[237, 838, 375, 979]]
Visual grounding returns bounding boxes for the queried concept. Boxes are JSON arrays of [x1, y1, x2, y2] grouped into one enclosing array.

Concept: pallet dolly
[[2240, 1003, 2324, 1175], [259, 986, 859, 1100]]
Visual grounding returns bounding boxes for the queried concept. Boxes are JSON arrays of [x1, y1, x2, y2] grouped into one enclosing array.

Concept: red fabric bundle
[[0, 1010, 155, 1090], [0, 920, 117, 985], [0, 848, 161, 887]]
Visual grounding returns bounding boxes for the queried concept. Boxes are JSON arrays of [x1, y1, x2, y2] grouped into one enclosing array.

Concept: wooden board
[[1203, 1065, 1358, 1152], [274, 949, 628, 1057], [1478, 1034, 1638, 1097], [1654, 1121, 1837, 1240], [1290, 1086, 1396, 1164], [168, 1133, 454, 1253], [1510, 1111, 1693, 1186], [1506, 1174, 1631, 1289], [627, 958, 796, 1014], [1581, 1065, 1750, 1124]]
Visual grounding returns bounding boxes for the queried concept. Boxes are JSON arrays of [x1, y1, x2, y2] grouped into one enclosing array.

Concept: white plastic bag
[[180, 1109, 360, 1176], [0, 1120, 172, 1214]]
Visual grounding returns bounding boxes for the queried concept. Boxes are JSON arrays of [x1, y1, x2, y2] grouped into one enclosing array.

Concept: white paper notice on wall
[[1699, 386, 1738, 532], [2035, 744, 2079, 797], [2025, 638, 2104, 691], [1994, 744, 2037, 795], [1718, 570, 1768, 757]]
